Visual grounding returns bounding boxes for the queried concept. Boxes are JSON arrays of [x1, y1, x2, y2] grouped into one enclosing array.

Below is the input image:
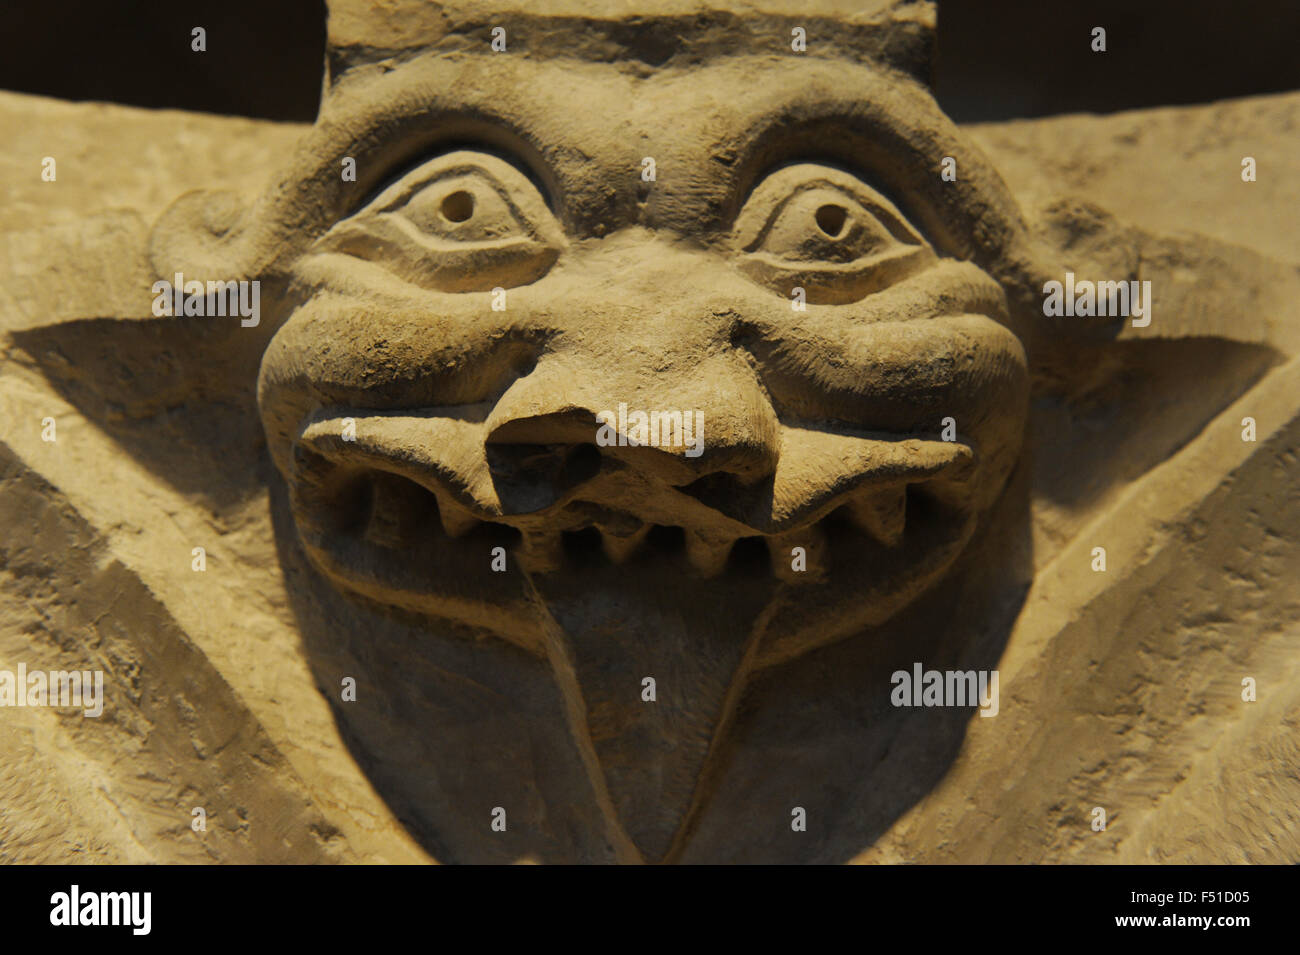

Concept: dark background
[[0, 0, 1296, 122]]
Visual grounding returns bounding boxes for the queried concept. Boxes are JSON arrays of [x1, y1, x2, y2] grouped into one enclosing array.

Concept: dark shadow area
[[10, 317, 276, 513], [1030, 337, 1280, 512], [678, 451, 1035, 862], [268, 475, 626, 864], [0, 0, 325, 121], [270, 415, 1036, 863], [0, 442, 343, 863], [936, 0, 1300, 121], [0, 0, 1297, 124]]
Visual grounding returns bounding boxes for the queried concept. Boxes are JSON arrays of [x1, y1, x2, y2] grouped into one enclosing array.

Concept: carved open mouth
[[284, 409, 981, 637], [302, 467, 957, 571]]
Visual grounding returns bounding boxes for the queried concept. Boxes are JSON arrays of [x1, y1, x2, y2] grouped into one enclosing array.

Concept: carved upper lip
[[289, 408, 978, 578], [296, 411, 974, 528]]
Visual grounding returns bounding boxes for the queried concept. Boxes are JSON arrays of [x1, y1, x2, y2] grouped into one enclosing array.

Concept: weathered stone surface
[[1, 1, 1296, 864]]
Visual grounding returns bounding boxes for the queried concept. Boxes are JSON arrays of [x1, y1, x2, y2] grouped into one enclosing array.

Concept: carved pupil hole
[[441, 190, 475, 223], [815, 203, 848, 238]]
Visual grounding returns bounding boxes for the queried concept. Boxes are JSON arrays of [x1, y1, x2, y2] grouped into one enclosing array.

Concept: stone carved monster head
[[153, 0, 1045, 861]]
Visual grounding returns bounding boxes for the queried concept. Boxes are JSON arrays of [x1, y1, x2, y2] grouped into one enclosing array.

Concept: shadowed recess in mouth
[[295, 449, 970, 582]]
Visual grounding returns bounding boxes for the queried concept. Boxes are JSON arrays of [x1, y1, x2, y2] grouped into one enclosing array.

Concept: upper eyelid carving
[[377, 169, 542, 247], [729, 163, 936, 303], [336, 151, 560, 234], [740, 183, 923, 255], [311, 150, 566, 292], [731, 164, 927, 250]]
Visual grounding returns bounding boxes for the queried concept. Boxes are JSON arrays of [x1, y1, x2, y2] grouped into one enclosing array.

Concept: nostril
[[486, 441, 605, 514]]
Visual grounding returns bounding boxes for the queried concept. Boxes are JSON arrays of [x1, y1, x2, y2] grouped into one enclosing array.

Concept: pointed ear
[[147, 188, 254, 284], [1005, 196, 1300, 370], [147, 188, 295, 339]]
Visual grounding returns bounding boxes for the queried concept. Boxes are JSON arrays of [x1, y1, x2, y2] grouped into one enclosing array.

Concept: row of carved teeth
[[351, 471, 915, 578], [511, 485, 912, 579]]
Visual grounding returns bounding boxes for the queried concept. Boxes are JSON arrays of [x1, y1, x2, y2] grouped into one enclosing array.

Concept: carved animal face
[[240, 26, 1037, 861], [255, 53, 1030, 656]]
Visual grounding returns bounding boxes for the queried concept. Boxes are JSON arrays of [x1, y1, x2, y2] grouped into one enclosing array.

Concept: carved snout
[[481, 350, 781, 513]]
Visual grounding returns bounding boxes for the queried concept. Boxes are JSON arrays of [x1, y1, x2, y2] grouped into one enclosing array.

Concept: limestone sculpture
[[1, 0, 1297, 864]]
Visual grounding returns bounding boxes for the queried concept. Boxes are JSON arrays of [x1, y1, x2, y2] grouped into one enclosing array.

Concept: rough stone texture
[[1, 1, 1297, 864], [966, 94, 1300, 266]]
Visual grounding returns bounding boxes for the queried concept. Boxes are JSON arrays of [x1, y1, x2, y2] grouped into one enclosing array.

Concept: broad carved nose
[[483, 350, 781, 519]]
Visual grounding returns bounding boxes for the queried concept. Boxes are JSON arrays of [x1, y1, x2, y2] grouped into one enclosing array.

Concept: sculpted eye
[[316, 150, 565, 293], [731, 164, 935, 304]]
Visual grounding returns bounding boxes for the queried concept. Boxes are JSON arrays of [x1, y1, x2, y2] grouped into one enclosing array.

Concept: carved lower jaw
[[286, 442, 978, 862]]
